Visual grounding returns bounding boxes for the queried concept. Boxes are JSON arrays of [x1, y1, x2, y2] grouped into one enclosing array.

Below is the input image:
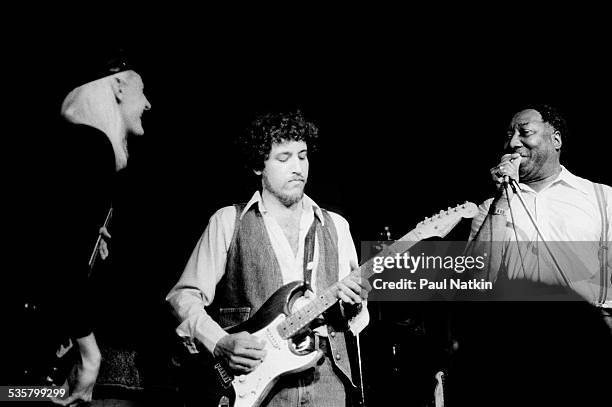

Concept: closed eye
[[277, 153, 290, 162]]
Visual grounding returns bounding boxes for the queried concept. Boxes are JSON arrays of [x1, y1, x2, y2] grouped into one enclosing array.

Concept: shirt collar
[[518, 165, 591, 196], [240, 191, 325, 225], [552, 166, 591, 195]]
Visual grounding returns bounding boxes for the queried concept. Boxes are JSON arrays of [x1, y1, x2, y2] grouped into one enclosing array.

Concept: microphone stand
[[505, 179, 572, 288]]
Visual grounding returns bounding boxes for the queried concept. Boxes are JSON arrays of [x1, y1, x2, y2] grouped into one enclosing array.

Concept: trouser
[[262, 336, 351, 407]]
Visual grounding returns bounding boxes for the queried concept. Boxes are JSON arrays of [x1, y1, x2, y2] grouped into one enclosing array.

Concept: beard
[[262, 174, 306, 207], [518, 147, 557, 182], [122, 136, 129, 159]]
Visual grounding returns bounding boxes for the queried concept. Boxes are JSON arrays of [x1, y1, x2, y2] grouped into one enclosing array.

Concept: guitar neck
[[277, 230, 422, 339], [88, 206, 113, 271]]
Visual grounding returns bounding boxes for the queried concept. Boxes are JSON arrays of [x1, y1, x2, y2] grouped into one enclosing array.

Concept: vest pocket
[[217, 307, 251, 329]]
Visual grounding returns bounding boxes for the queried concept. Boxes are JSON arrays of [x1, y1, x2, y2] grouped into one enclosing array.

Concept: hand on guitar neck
[[98, 226, 111, 260], [337, 259, 371, 306]]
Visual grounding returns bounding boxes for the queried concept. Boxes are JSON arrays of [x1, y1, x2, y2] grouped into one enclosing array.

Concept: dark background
[[34, 34, 612, 265], [9, 25, 612, 405]]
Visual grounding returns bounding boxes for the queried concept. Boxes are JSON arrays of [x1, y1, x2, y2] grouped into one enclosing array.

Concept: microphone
[[503, 177, 520, 194], [501, 155, 522, 192]]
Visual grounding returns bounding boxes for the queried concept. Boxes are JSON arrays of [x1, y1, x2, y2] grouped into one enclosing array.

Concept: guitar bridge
[[214, 362, 234, 389]]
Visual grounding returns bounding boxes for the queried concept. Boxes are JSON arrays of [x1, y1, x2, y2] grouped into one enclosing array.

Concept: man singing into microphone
[[459, 104, 611, 406], [468, 104, 611, 305]]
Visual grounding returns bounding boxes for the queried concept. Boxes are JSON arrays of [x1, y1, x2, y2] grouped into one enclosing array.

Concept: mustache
[[506, 147, 530, 157]]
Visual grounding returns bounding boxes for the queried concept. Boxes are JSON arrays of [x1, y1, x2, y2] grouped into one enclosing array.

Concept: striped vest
[[208, 204, 355, 386]]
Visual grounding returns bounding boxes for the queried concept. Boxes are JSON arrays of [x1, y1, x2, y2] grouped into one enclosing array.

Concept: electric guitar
[[195, 202, 478, 407]]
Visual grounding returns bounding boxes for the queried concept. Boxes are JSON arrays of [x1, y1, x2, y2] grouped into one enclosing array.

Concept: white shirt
[[470, 166, 612, 303], [166, 192, 369, 353]]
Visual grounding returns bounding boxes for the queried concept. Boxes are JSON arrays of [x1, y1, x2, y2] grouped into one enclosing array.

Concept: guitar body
[[194, 281, 324, 407]]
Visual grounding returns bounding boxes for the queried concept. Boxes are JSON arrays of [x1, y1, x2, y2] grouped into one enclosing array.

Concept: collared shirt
[[166, 192, 369, 353], [470, 166, 612, 303]]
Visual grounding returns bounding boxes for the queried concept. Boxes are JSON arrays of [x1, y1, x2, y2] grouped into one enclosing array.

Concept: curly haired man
[[167, 110, 370, 407]]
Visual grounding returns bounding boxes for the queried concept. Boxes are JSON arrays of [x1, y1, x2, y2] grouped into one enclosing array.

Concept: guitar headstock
[[412, 202, 478, 240]]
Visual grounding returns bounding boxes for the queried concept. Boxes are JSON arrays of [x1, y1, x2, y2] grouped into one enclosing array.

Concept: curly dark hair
[[526, 104, 570, 141], [239, 110, 319, 172]]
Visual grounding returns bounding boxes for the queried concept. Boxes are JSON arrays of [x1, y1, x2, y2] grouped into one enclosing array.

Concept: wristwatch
[[489, 207, 507, 216]]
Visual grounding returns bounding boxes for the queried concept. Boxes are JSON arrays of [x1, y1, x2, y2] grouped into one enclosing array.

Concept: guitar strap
[[303, 217, 318, 290], [593, 183, 609, 304], [303, 217, 331, 339]]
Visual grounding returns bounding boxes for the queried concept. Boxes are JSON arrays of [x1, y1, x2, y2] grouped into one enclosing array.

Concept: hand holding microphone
[[491, 153, 522, 199]]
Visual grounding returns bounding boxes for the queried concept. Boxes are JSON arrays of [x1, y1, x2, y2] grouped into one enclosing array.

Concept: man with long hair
[[14, 49, 151, 406], [53, 56, 150, 404]]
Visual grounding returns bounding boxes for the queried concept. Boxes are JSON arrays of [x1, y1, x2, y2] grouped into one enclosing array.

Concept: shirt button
[[335, 353, 341, 361], [330, 331, 336, 338]]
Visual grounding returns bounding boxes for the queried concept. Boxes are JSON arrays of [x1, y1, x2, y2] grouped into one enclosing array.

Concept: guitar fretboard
[[276, 230, 422, 339]]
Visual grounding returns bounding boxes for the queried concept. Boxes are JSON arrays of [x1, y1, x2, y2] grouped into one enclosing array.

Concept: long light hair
[[61, 70, 136, 170]]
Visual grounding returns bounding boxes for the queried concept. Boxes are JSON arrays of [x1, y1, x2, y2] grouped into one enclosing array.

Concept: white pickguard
[[231, 314, 323, 407]]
